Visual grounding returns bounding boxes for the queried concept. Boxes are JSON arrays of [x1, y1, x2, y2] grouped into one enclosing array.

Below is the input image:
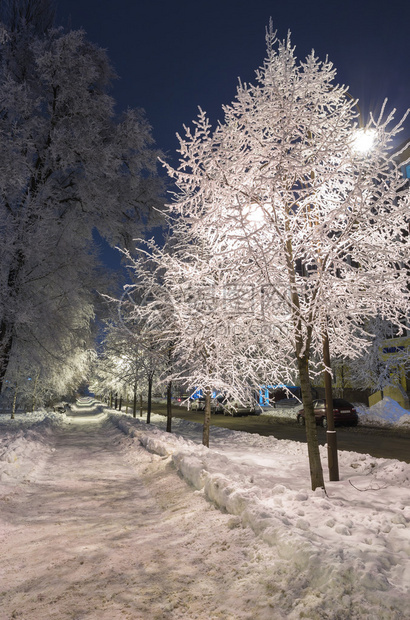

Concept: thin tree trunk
[[132, 383, 137, 418], [139, 393, 143, 417], [119, 395, 122, 411], [147, 375, 152, 424], [202, 387, 211, 447], [0, 325, 13, 395], [284, 222, 325, 491], [31, 371, 40, 413], [166, 380, 172, 433], [322, 329, 339, 481], [0, 251, 25, 393], [125, 391, 128, 414], [11, 382, 18, 420], [297, 354, 325, 491]]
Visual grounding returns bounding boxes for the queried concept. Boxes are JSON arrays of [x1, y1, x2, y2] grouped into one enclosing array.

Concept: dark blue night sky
[[56, 0, 410, 161]]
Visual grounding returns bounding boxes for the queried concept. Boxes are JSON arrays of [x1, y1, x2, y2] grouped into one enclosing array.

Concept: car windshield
[[315, 399, 352, 408], [333, 399, 352, 408]]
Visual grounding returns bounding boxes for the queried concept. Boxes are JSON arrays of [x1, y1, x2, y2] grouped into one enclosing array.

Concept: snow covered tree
[[160, 25, 410, 489], [345, 316, 410, 397], [3, 331, 95, 415], [118, 240, 184, 430], [0, 0, 55, 36], [91, 324, 143, 417], [121, 229, 294, 445], [92, 278, 168, 421], [0, 2, 163, 394]]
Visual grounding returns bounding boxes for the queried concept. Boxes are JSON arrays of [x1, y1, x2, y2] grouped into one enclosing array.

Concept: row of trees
[[103, 25, 409, 491], [90, 313, 159, 423], [0, 0, 163, 411]]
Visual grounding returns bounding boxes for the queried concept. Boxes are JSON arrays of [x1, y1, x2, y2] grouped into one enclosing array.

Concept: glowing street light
[[351, 128, 377, 154]]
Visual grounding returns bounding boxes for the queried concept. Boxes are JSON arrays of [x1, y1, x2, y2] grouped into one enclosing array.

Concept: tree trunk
[[297, 354, 325, 491], [132, 384, 137, 418], [322, 329, 339, 482], [11, 382, 18, 419], [109, 391, 113, 408], [1, 251, 25, 393], [139, 393, 143, 417], [166, 381, 172, 433], [202, 387, 211, 447], [0, 322, 13, 395], [114, 393, 118, 409], [119, 395, 122, 411], [147, 375, 152, 424], [284, 226, 325, 491], [31, 371, 40, 413]]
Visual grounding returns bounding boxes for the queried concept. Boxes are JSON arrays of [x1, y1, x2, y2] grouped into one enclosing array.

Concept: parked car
[[174, 393, 189, 403], [190, 397, 205, 411], [190, 395, 226, 413], [297, 399, 358, 428], [222, 399, 260, 416], [211, 395, 226, 414]]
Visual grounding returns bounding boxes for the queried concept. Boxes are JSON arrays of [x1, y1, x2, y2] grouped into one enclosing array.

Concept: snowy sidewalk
[[0, 418, 286, 620], [1, 409, 410, 619]]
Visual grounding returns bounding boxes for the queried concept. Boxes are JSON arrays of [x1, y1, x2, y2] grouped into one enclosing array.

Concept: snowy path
[[1, 408, 410, 619], [0, 418, 282, 620]]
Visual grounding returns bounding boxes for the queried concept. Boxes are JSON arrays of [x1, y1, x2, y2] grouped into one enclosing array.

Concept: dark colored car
[[297, 399, 358, 428]]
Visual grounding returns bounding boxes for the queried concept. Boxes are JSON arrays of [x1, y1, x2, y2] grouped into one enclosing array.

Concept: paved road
[[145, 403, 410, 463]]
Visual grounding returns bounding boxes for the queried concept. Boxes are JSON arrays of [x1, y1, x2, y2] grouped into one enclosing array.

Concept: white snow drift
[[0, 399, 409, 618]]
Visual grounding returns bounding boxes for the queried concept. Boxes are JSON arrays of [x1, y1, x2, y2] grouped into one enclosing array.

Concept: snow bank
[[111, 412, 410, 618], [0, 400, 108, 487], [67, 402, 108, 422], [356, 397, 410, 428], [1, 402, 409, 617], [0, 410, 67, 487], [75, 396, 98, 407], [259, 404, 301, 419]]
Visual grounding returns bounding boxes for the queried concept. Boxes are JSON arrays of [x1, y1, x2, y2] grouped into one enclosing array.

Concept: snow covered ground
[[355, 397, 410, 428], [0, 398, 409, 619]]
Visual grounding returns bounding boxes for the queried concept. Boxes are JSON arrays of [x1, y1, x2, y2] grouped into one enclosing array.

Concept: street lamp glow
[[245, 202, 265, 226], [352, 128, 376, 154]]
